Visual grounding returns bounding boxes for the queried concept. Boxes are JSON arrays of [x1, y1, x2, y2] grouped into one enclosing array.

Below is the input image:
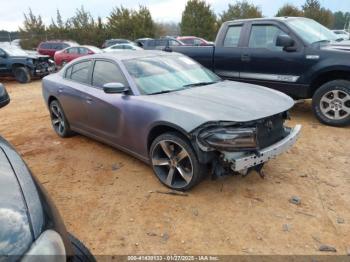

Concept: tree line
[[11, 0, 350, 49]]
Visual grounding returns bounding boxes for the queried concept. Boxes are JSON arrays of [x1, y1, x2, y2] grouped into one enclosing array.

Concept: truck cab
[[172, 17, 350, 127]]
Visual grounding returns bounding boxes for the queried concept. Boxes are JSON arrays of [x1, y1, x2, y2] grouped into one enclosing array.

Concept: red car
[[37, 41, 78, 58], [177, 36, 214, 46], [54, 45, 103, 67]]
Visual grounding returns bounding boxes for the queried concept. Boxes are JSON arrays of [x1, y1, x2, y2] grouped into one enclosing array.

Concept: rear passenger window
[[70, 60, 92, 84], [92, 61, 127, 88], [249, 25, 285, 51], [223, 26, 242, 47]]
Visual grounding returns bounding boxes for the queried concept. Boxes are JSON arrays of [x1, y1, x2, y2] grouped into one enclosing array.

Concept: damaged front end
[[191, 112, 301, 178], [29, 56, 56, 76]]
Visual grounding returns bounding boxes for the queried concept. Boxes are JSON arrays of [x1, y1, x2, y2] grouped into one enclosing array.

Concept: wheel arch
[[48, 95, 58, 106], [310, 69, 350, 97], [147, 122, 191, 152]]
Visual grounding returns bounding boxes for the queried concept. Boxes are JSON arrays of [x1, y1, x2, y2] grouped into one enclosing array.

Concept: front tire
[[14, 67, 31, 83], [68, 233, 96, 262], [49, 100, 74, 137], [150, 132, 206, 191], [312, 80, 350, 127]]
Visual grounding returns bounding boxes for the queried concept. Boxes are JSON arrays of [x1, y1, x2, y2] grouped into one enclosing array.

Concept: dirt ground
[[0, 79, 350, 256]]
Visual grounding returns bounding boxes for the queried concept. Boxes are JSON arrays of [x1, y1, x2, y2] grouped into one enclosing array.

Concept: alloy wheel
[[320, 89, 350, 120], [50, 103, 65, 135], [151, 140, 193, 189]]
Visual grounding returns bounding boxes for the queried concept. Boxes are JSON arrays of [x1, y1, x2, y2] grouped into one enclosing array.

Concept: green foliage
[[219, 1, 262, 25], [276, 4, 303, 17], [180, 0, 217, 40], [107, 5, 155, 40], [302, 0, 334, 27], [333, 11, 350, 30], [19, 9, 46, 49]]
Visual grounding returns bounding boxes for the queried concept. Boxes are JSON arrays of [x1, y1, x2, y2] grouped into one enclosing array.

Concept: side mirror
[[276, 34, 296, 51], [0, 84, 10, 108], [103, 82, 128, 94], [0, 52, 7, 58]]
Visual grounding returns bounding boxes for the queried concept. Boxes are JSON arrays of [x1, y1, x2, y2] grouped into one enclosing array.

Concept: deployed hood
[[0, 145, 32, 256], [141, 80, 294, 126]]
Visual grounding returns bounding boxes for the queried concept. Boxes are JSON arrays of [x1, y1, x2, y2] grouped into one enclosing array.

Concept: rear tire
[[14, 67, 31, 83], [49, 100, 75, 137], [68, 233, 96, 262], [312, 80, 350, 127], [150, 132, 206, 191]]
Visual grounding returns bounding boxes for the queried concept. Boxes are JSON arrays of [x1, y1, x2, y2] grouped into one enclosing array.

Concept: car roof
[[81, 50, 180, 61], [229, 16, 310, 23]]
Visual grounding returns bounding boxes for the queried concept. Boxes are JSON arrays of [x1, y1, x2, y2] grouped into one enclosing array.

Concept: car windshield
[[123, 55, 221, 95], [1, 46, 28, 56], [286, 18, 338, 44]]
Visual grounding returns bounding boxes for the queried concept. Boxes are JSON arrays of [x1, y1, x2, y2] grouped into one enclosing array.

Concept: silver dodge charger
[[42, 51, 301, 190]]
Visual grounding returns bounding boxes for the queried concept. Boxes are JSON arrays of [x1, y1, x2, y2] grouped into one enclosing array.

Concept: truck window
[[248, 25, 285, 51], [223, 26, 242, 47]]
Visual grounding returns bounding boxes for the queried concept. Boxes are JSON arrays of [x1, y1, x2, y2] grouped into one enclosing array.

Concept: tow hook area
[[211, 157, 265, 180]]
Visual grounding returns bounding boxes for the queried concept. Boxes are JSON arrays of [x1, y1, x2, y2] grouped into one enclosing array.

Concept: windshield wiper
[[182, 81, 218, 88], [150, 89, 175, 95]]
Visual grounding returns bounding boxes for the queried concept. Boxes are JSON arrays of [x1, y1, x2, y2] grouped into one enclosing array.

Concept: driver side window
[[248, 25, 287, 51], [92, 61, 127, 88]]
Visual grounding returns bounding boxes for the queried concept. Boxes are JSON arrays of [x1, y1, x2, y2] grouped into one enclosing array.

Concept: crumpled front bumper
[[223, 124, 302, 171]]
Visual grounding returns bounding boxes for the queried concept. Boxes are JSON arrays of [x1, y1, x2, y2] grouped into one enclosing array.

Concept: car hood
[[0, 138, 33, 256], [140, 80, 294, 125], [10, 55, 50, 61]]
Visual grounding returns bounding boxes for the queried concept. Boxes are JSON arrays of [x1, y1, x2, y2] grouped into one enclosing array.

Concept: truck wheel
[[312, 80, 350, 127], [14, 67, 31, 83], [150, 132, 207, 191]]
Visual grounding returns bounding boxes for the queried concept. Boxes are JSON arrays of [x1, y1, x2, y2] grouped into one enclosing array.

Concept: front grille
[[256, 114, 286, 149]]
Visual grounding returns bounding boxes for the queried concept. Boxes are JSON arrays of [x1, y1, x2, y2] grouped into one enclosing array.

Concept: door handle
[[241, 54, 251, 62]]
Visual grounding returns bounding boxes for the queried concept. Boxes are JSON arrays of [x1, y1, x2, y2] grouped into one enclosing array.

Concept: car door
[[58, 60, 93, 131], [66, 47, 80, 62], [213, 24, 246, 80], [239, 22, 309, 93], [0, 49, 10, 74], [84, 59, 129, 144]]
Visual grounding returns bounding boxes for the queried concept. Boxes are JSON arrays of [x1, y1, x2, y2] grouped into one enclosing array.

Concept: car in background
[[37, 41, 78, 58], [42, 51, 300, 191], [103, 43, 143, 52], [135, 38, 153, 47], [177, 36, 214, 46], [54, 46, 103, 67], [0, 83, 95, 261], [0, 45, 55, 83], [143, 38, 184, 51], [332, 30, 350, 40], [101, 39, 134, 49]]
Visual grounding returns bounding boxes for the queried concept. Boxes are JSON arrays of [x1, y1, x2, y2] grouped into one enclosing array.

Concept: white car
[[104, 43, 143, 52], [332, 30, 350, 40]]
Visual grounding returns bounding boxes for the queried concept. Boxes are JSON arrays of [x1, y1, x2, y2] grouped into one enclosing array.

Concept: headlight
[[198, 127, 257, 151], [22, 230, 66, 262]]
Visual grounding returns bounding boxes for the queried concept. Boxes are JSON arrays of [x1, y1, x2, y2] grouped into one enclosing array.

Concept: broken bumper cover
[[224, 124, 301, 171]]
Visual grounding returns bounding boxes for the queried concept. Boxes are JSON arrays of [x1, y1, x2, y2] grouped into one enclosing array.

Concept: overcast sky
[[1, 0, 349, 31]]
